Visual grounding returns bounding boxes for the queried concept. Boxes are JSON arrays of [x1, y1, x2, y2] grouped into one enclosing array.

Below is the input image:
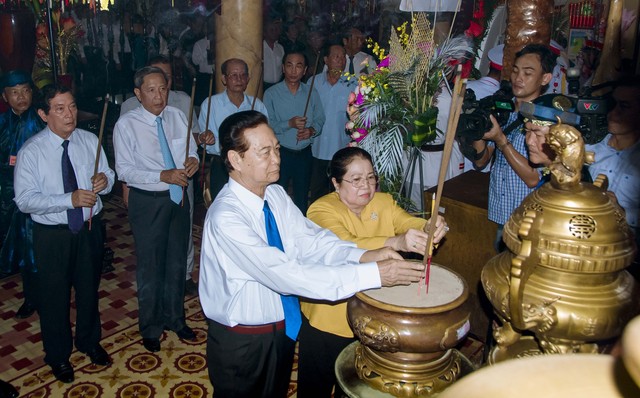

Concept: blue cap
[[519, 94, 581, 126], [1, 70, 32, 91]]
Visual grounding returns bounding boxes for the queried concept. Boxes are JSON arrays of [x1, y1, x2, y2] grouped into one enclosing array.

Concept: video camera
[[456, 81, 515, 161]]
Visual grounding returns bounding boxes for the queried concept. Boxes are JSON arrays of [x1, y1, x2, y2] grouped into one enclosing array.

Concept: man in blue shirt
[[309, 43, 356, 202], [198, 58, 268, 201], [264, 50, 325, 213], [472, 44, 555, 251]]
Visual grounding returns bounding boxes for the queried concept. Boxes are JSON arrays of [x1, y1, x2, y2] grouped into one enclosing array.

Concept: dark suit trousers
[[277, 146, 312, 214], [208, 154, 229, 201], [206, 319, 295, 398], [128, 188, 190, 339], [32, 217, 104, 365]]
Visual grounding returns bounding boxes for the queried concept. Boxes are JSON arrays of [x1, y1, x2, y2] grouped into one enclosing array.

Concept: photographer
[[471, 44, 555, 251]]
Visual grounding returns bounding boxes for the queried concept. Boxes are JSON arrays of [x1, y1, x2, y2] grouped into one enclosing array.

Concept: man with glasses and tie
[[199, 110, 427, 398], [13, 85, 115, 383], [198, 58, 268, 201], [113, 66, 199, 353]]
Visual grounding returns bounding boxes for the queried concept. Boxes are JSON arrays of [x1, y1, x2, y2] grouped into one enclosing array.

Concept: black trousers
[[297, 316, 355, 398], [278, 146, 312, 214], [309, 157, 332, 204], [32, 217, 104, 365], [206, 319, 295, 398], [128, 188, 190, 339]]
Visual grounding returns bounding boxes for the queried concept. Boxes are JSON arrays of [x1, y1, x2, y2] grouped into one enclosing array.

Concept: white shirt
[[585, 134, 640, 228], [192, 38, 214, 74], [14, 127, 115, 225], [113, 105, 199, 191], [120, 90, 200, 134], [263, 40, 285, 84], [198, 91, 268, 155], [199, 179, 381, 326], [343, 51, 377, 78]]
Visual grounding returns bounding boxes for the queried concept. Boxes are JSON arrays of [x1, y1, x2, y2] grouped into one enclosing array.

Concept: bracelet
[[498, 140, 512, 151], [474, 145, 487, 160]]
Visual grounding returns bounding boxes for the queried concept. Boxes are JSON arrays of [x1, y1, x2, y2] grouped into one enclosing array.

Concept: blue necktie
[[156, 116, 182, 204], [263, 200, 301, 341], [61, 140, 84, 233], [349, 55, 355, 75]]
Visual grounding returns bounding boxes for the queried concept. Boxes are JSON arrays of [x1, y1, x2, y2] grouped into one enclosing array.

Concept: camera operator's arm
[[482, 115, 540, 188], [472, 139, 494, 169]]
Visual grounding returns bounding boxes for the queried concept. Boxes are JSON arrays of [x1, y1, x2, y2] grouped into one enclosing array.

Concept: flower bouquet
[[346, 13, 473, 195], [32, 10, 84, 87]]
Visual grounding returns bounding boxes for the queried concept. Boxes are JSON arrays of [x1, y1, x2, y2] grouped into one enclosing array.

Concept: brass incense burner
[[482, 121, 639, 361], [346, 264, 471, 397]]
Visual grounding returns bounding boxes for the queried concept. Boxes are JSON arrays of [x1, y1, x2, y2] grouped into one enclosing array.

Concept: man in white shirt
[[263, 17, 285, 90], [199, 110, 427, 397], [342, 27, 377, 78], [14, 85, 115, 383], [113, 66, 199, 353], [198, 58, 268, 200], [120, 56, 201, 295]]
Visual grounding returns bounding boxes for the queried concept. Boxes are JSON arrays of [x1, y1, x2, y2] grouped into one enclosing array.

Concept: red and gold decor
[[482, 121, 639, 362], [346, 264, 472, 397], [0, 7, 37, 73]]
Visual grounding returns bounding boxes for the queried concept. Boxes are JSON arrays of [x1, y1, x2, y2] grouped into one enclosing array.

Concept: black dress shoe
[[142, 338, 161, 352], [81, 345, 111, 366], [176, 326, 196, 341], [50, 361, 74, 383], [15, 301, 36, 319], [0, 379, 18, 398]]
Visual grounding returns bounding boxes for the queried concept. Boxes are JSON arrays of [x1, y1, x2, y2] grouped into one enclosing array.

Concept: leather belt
[[420, 143, 445, 152], [224, 320, 285, 335], [130, 187, 169, 197], [34, 215, 100, 230]]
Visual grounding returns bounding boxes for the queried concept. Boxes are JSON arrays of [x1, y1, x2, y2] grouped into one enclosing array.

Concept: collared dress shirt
[[113, 105, 199, 191], [14, 127, 115, 225], [198, 91, 269, 155], [263, 81, 325, 150], [586, 134, 640, 229], [199, 179, 381, 327], [488, 112, 535, 225], [311, 73, 355, 161], [343, 51, 377, 78], [263, 40, 285, 84], [120, 90, 201, 134]]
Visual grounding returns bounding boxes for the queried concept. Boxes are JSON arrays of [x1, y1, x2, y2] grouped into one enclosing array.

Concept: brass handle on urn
[[352, 316, 400, 352], [509, 210, 539, 330]]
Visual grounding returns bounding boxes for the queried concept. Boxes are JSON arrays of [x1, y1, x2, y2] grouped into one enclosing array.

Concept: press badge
[[9, 155, 16, 166]]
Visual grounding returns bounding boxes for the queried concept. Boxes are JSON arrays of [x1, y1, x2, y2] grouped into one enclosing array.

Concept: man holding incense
[[198, 58, 268, 200], [13, 85, 115, 383], [113, 66, 199, 353], [263, 49, 325, 213]]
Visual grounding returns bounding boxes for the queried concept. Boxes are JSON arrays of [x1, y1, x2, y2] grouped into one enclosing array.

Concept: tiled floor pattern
[[0, 196, 483, 397]]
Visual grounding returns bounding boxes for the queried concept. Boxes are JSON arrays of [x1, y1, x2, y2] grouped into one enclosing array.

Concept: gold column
[[215, 0, 263, 97]]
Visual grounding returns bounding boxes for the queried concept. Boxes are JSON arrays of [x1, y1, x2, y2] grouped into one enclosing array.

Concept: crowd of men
[[0, 6, 639, 397]]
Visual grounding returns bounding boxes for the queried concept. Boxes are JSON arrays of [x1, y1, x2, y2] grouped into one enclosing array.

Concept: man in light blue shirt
[[263, 50, 325, 213], [198, 58, 268, 200], [309, 43, 355, 202]]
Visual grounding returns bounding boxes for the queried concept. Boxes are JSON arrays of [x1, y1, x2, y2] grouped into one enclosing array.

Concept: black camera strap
[[502, 114, 524, 136]]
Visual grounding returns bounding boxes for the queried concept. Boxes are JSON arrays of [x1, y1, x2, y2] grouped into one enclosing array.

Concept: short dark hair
[[514, 44, 556, 94], [329, 147, 374, 182], [36, 84, 73, 114], [219, 110, 269, 172], [147, 55, 170, 67], [283, 49, 308, 67], [221, 58, 249, 76], [134, 66, 167, 89], [322, 41, 344, 58]]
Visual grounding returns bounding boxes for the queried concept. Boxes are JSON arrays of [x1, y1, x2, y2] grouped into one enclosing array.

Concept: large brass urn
[[482, 121, 639, 361], [347, 264, 471, 397]]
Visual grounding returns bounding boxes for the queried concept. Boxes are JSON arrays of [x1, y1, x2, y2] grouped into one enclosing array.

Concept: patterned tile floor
[[0, 195, 484, 397]]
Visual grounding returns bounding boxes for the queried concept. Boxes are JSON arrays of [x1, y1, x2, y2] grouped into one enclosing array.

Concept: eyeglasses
[[342, 174, 378, 188], [225, 73, 248, 81]]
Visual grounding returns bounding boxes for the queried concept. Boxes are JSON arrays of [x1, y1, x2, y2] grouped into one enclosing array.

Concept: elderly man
[[0, 71, 45, 319], [264, 50, 325, 213], [199, 110, 428, 398], [113, 66, 199, 353], [198, 58, 268, 200], [309, 43, 356, 202], [120, 55, 201, 295], [342, 27, 376, 77], [14, 85, 115, 383]]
